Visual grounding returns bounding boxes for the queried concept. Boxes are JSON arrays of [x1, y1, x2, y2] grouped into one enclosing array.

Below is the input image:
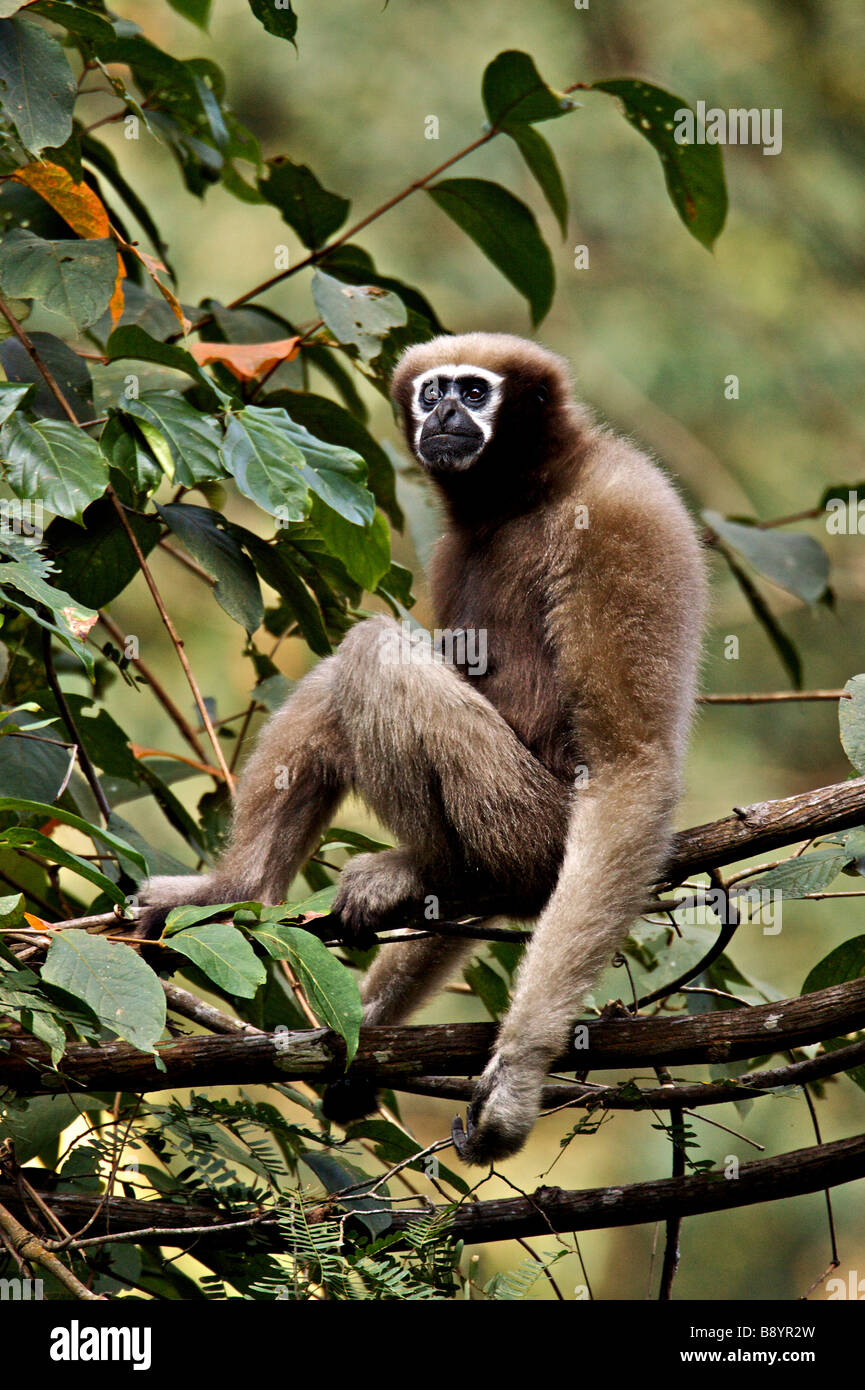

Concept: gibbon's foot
[[331, 850, 423, 951], [451, 1054, 545, 1166], [321, 1076, 379, 1124]]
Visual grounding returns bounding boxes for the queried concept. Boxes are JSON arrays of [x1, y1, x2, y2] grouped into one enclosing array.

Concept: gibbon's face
[[410, 363, 504, 472]]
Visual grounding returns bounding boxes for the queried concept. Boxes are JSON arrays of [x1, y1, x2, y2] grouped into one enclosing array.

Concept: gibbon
[[140, 333, 707, 1166]]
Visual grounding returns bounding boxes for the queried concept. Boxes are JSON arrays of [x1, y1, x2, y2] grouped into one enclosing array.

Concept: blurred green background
[[80, 0, 865, 1299]]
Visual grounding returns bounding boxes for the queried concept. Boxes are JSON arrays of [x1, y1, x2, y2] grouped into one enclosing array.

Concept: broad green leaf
[[0, 827, 128, 904], [802, 935, 865, 1092], [247, 0, 297, 44], [311, 269, 408, 362], [507, 124, 568, 236], [0, 381, 32, 426], [840, 675, 865, 775], [0, 330, 94, 422], [704, 511, 829, 604], [427, 178, 554, 325], [0, 16, 75, 155], [224, 405, 374, 525], [164, 902, 253, 934], [106, 325, 215, 394], [482, 50, 576, 128], [346, 1118, 470, 1196], [0, 796, 147, 871], [593, 79, 728, 249], [259, 157, 350, 249], [169, 922, 266, 997], [45, 500, 160, 608], [42, 929, 166, 1052], [746, 847, 850, 898], [0, 229, 117, 332], [265, 389, 402, 528], [233, 523, 332, 655], [0, 413, 109, 523], [300, 1152, 390, 1236], [248, 923, 362, 1061], [308, 499, 389, 592], [0, 713, 71, 804], [122, 392, 225, 486], [277, 411, 374, 526], [158, 502, 264, 632], [0, 557, 94, 670], [221, 407, 309, 519]]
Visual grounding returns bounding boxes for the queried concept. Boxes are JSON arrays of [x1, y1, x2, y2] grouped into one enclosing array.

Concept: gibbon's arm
[[452, 439, 707, 1164]]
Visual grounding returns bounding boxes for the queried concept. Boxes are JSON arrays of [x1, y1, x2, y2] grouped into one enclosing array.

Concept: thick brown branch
[[4, 979, 864, 1096], [4, 1132, 865, 1251]]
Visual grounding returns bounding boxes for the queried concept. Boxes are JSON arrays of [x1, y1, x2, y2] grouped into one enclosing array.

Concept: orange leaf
[[12, 162, 126, 322], [12, 162, 110, 238], [23, 912, 49, 931], [188, 338, 301, 381]]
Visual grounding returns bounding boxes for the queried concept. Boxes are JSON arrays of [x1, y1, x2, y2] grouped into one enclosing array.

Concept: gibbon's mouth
[[418, 424, 485, 470]]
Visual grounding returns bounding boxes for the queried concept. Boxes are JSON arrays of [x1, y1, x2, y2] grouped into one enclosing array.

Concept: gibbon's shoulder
[[565, 422, 703, 551]]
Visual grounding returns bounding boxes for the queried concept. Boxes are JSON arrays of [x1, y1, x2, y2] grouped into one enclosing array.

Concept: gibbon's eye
[[462, 382, 489, 406], [420, 381, 440, 409]]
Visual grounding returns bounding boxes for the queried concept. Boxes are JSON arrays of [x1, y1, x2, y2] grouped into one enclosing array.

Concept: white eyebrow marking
[[409, 364, 505, 456]]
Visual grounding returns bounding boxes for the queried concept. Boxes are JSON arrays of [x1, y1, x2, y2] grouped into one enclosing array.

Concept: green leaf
[[426, 178, 554, 325], [0, 230, 117, 332], [0, 16, 75, 155], [169, 922, 266, 998], [482, 50, 576, 128], [0, 381, 33, 426], [247, 0, 296, 44], [308, 499, 389, 592], [802, 936, 865, 1092], [265, 390, 401, 528], [167, 0, 212, 28], [42, 929, 166, 1052], [747, 847, 850, 898], [45, 499, 160, 609], [0, 331, 93, 422], [258, 157, 349, 249], [0, 414, 109, 524], [0, 827, 128, 903], [221, 406, 308, 519], [248, 923, 362, 1061], [712, 539, 802, 687], [158, 503, 264, 633], [311, 269, 408, 362], [592, 79, 727, 250], [705, 511, 829, 604], [840, 675, 865, 775], [463, 957, 510, 1021], [223, 404, 374, 526], [122, 392, 225, 486], [507, 125, 568, 236], [0, 796, 146, 871], [106, 325, 215, 395]]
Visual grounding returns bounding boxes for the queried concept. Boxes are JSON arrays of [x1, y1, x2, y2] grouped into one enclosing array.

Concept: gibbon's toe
[[321, 1077, 379, 1124]]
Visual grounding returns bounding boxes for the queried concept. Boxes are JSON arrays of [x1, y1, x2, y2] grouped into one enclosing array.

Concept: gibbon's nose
[[436, 397, 462, 427]]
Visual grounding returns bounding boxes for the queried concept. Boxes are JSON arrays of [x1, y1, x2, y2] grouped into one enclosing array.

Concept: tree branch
[[4, 979, 864, 1096]]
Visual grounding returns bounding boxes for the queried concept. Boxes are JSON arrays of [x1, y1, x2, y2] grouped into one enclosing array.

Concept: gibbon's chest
[[430, 523, 576, 780]]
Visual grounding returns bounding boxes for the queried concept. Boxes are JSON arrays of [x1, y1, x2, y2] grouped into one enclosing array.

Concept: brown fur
[[141, 333, 707, 1166]]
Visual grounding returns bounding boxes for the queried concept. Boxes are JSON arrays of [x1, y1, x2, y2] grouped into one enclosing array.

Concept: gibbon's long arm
[[451, 435, 705, 1163]]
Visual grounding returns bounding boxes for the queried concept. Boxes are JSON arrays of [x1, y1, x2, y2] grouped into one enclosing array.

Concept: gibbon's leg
[[138, 659, 349, 935], [141, 615, 570, 956], [452, 754, 681, 1165]]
